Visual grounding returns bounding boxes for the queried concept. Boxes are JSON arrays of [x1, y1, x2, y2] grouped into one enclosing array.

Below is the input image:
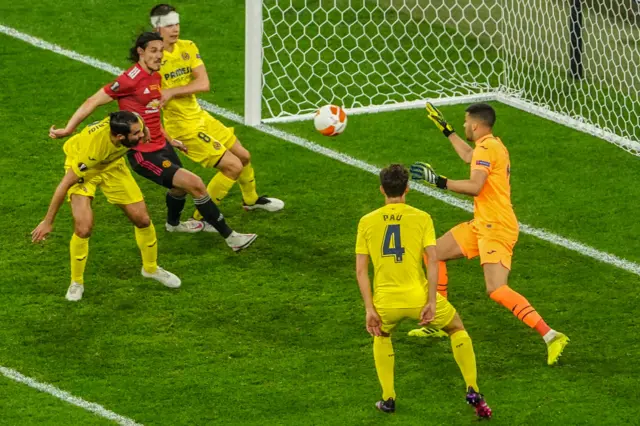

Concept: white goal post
[[245, 0, 640, 157]]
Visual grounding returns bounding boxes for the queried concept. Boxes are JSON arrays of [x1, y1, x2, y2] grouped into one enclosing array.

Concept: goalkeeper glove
[[426, 102, 455, 137], [410, 162, 448, 189]]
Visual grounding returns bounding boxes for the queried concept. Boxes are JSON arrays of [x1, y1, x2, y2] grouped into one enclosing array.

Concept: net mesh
[[262, 0, 640, 155]]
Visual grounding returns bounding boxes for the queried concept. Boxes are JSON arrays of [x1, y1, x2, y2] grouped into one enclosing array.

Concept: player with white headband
[[50, 31, 258, 252], [151, 10, 180, 29], [150, 4, 284, 232]]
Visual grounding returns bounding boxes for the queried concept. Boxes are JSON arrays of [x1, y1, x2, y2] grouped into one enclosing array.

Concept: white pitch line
[[0, 25, 121, 75], [0, 367, 143, 426], [1, 24, 639, 278]]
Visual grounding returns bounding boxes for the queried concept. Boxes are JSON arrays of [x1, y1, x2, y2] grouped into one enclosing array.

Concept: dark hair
[[109, 111, 140, 137], [465, 103, 496, 128], [128, 32, 163, 62], [150, 4, 176, 17], [379, 164, 409, 197]]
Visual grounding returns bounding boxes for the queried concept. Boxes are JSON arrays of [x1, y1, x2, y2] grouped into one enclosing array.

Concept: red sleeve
[[103, 74, 136, 99]]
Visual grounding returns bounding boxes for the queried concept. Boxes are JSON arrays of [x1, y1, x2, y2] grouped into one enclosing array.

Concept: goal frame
[[244, 0, 640, 155]]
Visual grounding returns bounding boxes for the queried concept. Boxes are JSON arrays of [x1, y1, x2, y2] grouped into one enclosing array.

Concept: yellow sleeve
[[70, 133, 103, 178], [422, 214, 436, 248], [355, 218, 369, 255], [189, 41, 204, 69]]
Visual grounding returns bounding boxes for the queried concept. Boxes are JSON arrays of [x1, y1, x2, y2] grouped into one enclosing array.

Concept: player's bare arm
[[31, 169, 81, 242], [425, 102, 473, 163], [168, 138, 188, 153], [420, 245, 439, 325], [356, 253, 382, 337], [445, 169, 488, 197], [159, 64, 210, 107], [410, 163, 487, 197], [161, 126, 188, 153], [49, 89, 114, 139], [447, 133, 474, 164]]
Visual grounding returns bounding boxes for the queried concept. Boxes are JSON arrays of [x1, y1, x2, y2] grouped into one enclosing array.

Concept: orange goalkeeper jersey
[[470, 134, 518, 234]]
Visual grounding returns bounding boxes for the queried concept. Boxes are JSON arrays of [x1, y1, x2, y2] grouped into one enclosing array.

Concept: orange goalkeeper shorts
[[450, 220, 519, 270]]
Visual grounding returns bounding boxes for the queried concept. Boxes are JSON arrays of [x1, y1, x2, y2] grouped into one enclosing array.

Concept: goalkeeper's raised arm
[[415, 103, 506, 198], [425, 102, 474, 164]]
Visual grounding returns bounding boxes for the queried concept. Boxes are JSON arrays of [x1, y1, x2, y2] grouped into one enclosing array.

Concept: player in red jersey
[[49, 32, 256, 252]]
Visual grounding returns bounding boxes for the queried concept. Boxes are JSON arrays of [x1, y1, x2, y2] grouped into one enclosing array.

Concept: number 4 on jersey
[[382, 224, 405, 263]]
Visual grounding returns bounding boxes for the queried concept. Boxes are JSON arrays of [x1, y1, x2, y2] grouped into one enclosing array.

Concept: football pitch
[[1, 1, 640, 425]]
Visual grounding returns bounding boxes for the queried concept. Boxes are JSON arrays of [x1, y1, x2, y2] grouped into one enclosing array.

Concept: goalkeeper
[[409, 102, 569, 366]]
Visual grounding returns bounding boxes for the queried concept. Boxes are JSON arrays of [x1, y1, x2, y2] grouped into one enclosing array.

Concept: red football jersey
[[103, 64, 165, 152]]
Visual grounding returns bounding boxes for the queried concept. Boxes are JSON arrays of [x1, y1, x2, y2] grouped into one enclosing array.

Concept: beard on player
[[129, 32, 164, 73]]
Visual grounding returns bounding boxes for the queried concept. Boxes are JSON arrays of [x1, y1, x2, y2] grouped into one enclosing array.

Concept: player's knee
[[485, 281, 505, 297], [219, 154, 243, 179], [190, 177, 208, 199], [169, 188, 187, 198], [238, 147, 251, 166], [443, 313, 465, 336], [74, 222, 93, 238], [132, 214, 151, 229], [226, 160, 243, 179], [174, 169, 208, 198]]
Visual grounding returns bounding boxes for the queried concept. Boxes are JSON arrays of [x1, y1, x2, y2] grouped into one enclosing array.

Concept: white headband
[[151, 11, 180, 28]]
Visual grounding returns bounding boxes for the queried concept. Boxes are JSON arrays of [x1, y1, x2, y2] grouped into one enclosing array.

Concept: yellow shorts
[[450, 220, 519, 270], [377, 293, 456, 335], [165, 112, 236, 169], [65, 160, 143, 205]]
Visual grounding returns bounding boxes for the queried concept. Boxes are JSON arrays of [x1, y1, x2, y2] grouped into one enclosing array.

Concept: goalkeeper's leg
[[483, 259, 569, 366], [434, 229, 468, 298], [422, 253, 449, 298]]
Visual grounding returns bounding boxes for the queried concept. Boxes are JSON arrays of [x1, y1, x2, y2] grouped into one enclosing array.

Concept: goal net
[[247, 0, 640, 156]]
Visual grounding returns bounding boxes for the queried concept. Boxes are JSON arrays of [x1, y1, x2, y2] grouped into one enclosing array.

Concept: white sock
[[543, 329, 558, 344]]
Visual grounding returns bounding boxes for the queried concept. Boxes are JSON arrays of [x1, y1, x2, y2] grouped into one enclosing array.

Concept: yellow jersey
[[63, 118, 128, 179], [355, 203, 437, 309], [159, 39, 205, 121]]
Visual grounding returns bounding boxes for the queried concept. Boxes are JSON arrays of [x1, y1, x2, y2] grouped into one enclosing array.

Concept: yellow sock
[[373, 336, 396, 400], [238, 163, 259, 205], [450, 330, 479, 391], [70, 233, 89, 285], [135, 222, 158, 274], [209, 172, 237, 204], [193, 173, 237, 220]]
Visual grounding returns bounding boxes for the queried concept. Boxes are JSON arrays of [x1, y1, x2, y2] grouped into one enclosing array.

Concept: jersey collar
[[163, 41, 181, 57], [475, 134, 495, 145], [383, 202, 406, 210], [135, 63, 152, 76]]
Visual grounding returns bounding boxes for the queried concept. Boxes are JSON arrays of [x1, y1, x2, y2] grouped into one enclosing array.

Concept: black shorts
[[127, 141, 182, 189]]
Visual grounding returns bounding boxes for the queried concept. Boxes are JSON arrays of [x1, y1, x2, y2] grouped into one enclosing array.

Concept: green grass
[[0, 377, 115, 426], [1, 1, 640, 425], [278, 103, 640, 264]]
